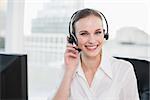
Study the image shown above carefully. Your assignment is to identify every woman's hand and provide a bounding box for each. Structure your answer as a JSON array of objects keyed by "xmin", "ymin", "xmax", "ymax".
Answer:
[{"xmin": 64, "ymin": 43, "xmax": 80, "ymax": 73}]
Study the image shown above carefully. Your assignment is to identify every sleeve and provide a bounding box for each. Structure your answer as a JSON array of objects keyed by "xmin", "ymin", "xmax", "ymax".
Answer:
[
  {"xmin": 120, "ymin": 62, "xmax": 140, "ymax": 100},
  {"xmin": 47, "ymin": 64, "xmax": 65, "ymax": 100}
]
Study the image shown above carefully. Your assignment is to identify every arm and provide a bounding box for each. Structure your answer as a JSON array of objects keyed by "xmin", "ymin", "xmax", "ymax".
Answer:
[
  {"xmin": 121, "ymin": 63, "xmax": 140, "ymax": 100},
  {"xmin": 53, "ymin": 43, "xmax": 79, "ymax": 100},
  {"xmin": 52, "ymin": 70, "xmax": 74, "ymax": 100}
]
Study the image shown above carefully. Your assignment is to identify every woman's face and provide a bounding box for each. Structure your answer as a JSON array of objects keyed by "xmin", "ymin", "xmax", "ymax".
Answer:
[{"xmin": 75, "ymin": 15, "xmax": 104, "ymax": 58}]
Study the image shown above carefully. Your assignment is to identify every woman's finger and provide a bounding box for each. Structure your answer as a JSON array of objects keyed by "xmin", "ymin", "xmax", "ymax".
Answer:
[
  {"xmin": 66, "ymin": 46, "xmax": 79, "ymax": 53},
  {"xmin": 65, "ymin": 52, "xmax": 78, "ymax": 58},
  {"xmin": 66, "ymin": 44, "xmax": 80, "ymax": 51}
]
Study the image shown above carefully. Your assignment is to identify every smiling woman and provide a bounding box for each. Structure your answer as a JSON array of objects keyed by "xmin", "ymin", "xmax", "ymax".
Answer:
[{"xmin": 52, "ymin": 8, "xmax": 140, "ymax": 100}]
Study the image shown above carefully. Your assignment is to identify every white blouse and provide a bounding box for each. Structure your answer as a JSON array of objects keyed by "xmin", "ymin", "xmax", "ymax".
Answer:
[{"xmin": 52, "ymin": 50, "xmax": 140, "ymax": 100}]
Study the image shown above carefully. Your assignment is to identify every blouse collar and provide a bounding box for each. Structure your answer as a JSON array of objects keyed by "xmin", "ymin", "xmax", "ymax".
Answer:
[{"xmin": 75, "ymin": 49, "xmax": 113, "ymax": 79}]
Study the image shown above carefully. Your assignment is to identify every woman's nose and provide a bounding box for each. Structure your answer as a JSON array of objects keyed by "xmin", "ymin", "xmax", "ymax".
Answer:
[{"xmin": 87, "ymin": 35, "xmax": 96, "ymax": 44}]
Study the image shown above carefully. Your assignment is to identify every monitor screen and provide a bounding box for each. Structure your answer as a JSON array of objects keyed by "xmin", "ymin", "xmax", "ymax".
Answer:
[{"xmin": 0, "ymin": 54, "xmax": 28, "ymax": 100}]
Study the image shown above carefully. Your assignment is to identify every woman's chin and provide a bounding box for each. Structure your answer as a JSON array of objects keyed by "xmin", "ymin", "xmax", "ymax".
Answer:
[{"xmin": 82, "ymin": 50, "xmax": 101, "ymax": 58}]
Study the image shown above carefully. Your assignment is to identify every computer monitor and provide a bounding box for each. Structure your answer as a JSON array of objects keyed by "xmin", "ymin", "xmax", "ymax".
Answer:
[{"xmin": 0, "ymin": 53, "xmax": 28, "ymax": 100}]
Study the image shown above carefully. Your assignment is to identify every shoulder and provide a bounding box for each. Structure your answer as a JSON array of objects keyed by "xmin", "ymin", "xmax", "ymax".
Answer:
[
  {"xmin": 102, "ymin": 49, "xmax": 133, "ymax": 72},
  {"xmin": 110, "ymin": 57, "xmax": 134, "ymax": 76},
  {"xmin": 111, "ymin": 57, "xmax": 133, "ymax": 69}
]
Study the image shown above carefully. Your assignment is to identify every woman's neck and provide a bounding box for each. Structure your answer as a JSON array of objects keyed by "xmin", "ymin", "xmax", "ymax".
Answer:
[{"xmin": 80, "ymin": 52, "xmax": 102, "ymax": 72}]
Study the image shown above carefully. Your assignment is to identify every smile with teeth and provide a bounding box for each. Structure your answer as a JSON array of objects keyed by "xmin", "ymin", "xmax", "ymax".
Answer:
[{"xmin": 85, "ymin": 45, "xmax": 98, "ymax": 51}]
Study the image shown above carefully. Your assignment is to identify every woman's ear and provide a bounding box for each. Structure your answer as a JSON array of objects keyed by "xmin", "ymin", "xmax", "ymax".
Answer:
[{"xmin": 103, "ymin": 29, "xmax": 105, "ymax": 33}]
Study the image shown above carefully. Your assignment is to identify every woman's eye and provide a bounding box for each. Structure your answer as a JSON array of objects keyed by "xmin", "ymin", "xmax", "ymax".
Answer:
[
  {"xmin": 80, "ymin": 33, "xmax": 88, "ymax": 35},
  {"xmin": 95, "ymin": 31, "xmax": 102, "ymax": 34}
]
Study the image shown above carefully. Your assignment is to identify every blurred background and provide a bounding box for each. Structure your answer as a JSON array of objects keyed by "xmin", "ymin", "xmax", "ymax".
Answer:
[{"xmin": 0, "ymin": 0, "xmax": 149, "ymax": 99}]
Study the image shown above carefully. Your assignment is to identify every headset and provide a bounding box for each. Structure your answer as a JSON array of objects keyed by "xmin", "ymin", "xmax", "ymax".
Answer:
[{"xmin": 67, "ymin": 8, "xmax": 109, "ymax": 52}]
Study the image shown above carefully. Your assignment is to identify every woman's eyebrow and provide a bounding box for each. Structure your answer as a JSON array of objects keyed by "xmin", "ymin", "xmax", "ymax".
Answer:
[
  {"xmin": 79, "ymin": 29, "xmax": 102, "ymax": 33},
  {"xmin": 95, "ymin": 29, "xmax": 102, "ymax": 31},
  {"xmin": 79, "ymin": 30, "xmax": 88, "ymax": 33}
]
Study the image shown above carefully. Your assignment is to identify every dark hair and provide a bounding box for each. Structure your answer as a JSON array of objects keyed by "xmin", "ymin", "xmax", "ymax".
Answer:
[{"xmin": 69, "ymin": 8, "xmax": 103, "ymax": 35}]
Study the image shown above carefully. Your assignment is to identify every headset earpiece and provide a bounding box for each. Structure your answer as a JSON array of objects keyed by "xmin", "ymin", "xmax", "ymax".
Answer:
[
  {"xmin": 67, "ymin": 34, "xmax": 81, "ymax": 52},
  {"xmin": 103, "ymin": 29, "xmax": 108, "ymax": 40},
  {"xmin": 104, "ymin": 34, "xmax": 109, "ymax": 40},
  {"xmin": 67, "ymin": 34, "xmax": 77, "ymax": 45}
]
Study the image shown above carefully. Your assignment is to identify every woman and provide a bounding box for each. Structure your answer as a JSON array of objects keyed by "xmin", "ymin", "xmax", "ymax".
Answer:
[{"xmin": 53, "ymin": 8, "xmax": 139, "ymax": 100}]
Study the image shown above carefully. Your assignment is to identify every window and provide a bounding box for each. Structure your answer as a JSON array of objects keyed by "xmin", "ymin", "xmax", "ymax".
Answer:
[{"xmin": 0, "ymin": 0, "xmax": 7, "ymax": 51}]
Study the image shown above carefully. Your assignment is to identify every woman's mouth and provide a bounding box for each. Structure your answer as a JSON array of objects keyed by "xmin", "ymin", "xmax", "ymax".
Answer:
[{"xmin": 85, "ymin": 45, "xmax": 98, "ymax": 51}]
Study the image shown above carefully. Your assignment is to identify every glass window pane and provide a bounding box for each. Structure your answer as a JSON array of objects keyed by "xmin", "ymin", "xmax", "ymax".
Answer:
[{"xmin": 0, "ymin": 0, "xmax": 7, "ymax": 51}]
